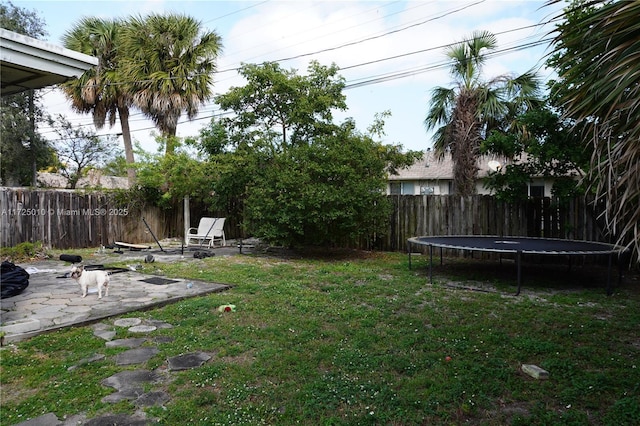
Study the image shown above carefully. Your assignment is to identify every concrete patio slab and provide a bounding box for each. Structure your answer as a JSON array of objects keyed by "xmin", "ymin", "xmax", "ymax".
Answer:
[{"xmin": 0, "ymin": 246, "xmax": 239, "ymax": 343}]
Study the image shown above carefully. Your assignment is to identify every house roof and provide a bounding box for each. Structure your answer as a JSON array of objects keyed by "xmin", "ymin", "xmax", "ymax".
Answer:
[
  {"xmin": 389, "ymin": 150, "xmax": 505, "ymax": 181},
  {"xmin": 1, "ymin": 28, "xmax": 98, "ymax": 96}
]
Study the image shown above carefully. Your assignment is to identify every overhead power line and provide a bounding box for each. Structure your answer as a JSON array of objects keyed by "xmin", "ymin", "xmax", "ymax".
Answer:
[
  {"xmin": 36, "ymin": 1, "xmax": 560, "ymax": 140},
  {"xmin": 37, "ymin": 31, "xmax": 554, "ymax": 141},
  {"xmin": 202, "ymin": 1, "xmax": 271, "ymax": 24},
  {"xmin": 344, "ymin": 38, "xmax": 552, "ymax": 90},
  {"xmin": 256, "ymin": 0, "xmax": 486, "ymax": 65},
  {"xmin": 339, "ymin": 23, "xmax": 551, "ymax": 72},
  {"xmin": 225, "ymin": 0, "xmax": 432, "ymax": 65}
]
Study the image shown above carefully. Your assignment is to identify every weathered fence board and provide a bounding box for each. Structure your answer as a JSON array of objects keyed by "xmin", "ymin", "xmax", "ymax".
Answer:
[
  {"xmin": 384, "ymin": 195, "xmax": 608, "ymax": 252},
  {"xmin": 1, "ymin": 188, "xmax": 611, "ymax": 252},
  {"xmin": 0, "ymin": 188, "xmax": 244, "ymax": 250},
  {"xmin": 1, "ymin": 189, "xmax": 172, "ymax": 249}
]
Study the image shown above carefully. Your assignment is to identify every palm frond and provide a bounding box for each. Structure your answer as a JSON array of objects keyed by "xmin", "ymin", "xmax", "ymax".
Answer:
[
  {"xmin": 425, "ymin": 30, "xmax": 542, "ymax": 196},
  {"xmin": 548, "ymin": 0, "xmax": 640, "ymax": 262},
  {"xmin": 424, "ymin": 86, "xmax": 455, "ymax": 131}
]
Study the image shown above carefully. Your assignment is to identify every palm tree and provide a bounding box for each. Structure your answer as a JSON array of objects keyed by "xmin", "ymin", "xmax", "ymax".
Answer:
[
  {"xmin": 120, "ymin": 13, "xmax": 222, "ymax": 156},
  {"xmin": 61, "ymin": 17, "xmax": 137, "ymax": 185},
  {"xmin": 424, "ymin": 30, "xmax": 541, "ymax": 196},
  {"xmin": 547, "ymin": 0, "xmax": 640, "ymax": 263}
]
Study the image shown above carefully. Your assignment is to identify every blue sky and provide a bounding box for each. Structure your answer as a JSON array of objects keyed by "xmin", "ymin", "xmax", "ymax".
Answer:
[{"xmin": 15, "ymin": 0, "xmax": 565, "ymax": 154}]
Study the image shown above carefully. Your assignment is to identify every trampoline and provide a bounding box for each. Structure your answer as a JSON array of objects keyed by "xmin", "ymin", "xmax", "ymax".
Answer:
[{"xmin": 407, "ymin": 236, "xmax": 628, "ymax": 295}]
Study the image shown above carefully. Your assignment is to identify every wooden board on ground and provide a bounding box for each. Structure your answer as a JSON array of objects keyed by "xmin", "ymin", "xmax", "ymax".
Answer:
[{"xmin": 114, "ymin": 241, "xmax": 151, "ymax": 251}]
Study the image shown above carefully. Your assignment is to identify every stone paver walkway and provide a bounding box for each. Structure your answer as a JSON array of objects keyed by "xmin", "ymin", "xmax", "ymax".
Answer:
[
  {"xmin": 13, "ymin": 316, "xmax": 217, "ymax": 425},
  {"xmin": 1, "ymin": 243, "xmax": 253, "ymax": 425},
  {"xmin": 1, "ymin": 249, "xmax": 234, "ymax": 343}
]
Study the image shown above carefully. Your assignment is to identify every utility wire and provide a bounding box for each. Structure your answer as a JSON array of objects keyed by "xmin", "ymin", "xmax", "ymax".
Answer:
[
  {"xmin": 226, "ymin": 0, "xmax": 428, "ymax": 65},
  {"xmin": 202, "ymin": 1, "xmax": 271, "ymax": 24},
  {"xmin": 35, "ymin": 2, "xmax": 558, "ymax": 139},
  {"xmin": 344, "ymin": 39, "xmax": 552, "ymax": 90},
  {"xmin": 339, "ymin": 23, "xmax": 551, "ymax": 72},
  {"xmin": 241, "ymin": 0, "xmax": 486, "ymax": 66},
  {"xmin": 37, "ymin": 35, "xmax": 554, "ymax": 141}
]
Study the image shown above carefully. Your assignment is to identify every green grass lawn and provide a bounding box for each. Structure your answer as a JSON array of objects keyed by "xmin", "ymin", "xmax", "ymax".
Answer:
[{"xmin": 1, "ymin": 250, "xmax": 639, "ymax": 425}]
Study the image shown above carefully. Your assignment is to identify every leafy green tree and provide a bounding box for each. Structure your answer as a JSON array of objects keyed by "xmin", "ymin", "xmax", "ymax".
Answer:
[
  {"xmin": 102, "ymin": 154, "xmax": 128, "ymax": 177},
  {"xmin": 193, "ymin": 121, "xmax": 261, "ymax": 225},
  {"xmin": 481, "ymin": 106, "xmax": 589, "ymax": 202},
  {"xmin": 0, "ymin": 93, "xmax": 55, "ymax": 186},
  {"xmin": 547, "ymin": 0, "xmax": 640, "ymax": 262},
  {"xmin": 207, "ymin": 61, "xmax": 350, "ymax": 237},
  {"xmin": 424, "ymin": 30, "xmax": 542, "ymax": 196},
  {"xmin": 61, "ymin": 17, "xmax": 137, "ymax": 185},
  {"xmin": 0, "ymin": 1, "xmax": 54, "ymax": 186},
  {"xmin": 244, "ymin": 120, "xmax": 416, "ymax": 247},
  {"xmin": 215, "ymin": 61, "xmax": 347, "ymax": 148},
  {"xmin": 135, "ymin": 137, "xmax": 213, "ymax": 208},
  {"xmin": 119, "ymin": 13, "xmax": 222, "ymax": 155},
  {"xmin": 0, "ymin": 0, "xmax": 46, "ymax": 36},
  {"xmin": 211, "ymin": 60, "xmax": 420, "ymax": 246}
]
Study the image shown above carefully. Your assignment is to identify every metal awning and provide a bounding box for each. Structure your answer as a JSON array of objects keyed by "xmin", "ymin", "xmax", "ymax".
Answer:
[{"xmin": 0, "ymin": 28, "xmax": 98, "ymax": 97}]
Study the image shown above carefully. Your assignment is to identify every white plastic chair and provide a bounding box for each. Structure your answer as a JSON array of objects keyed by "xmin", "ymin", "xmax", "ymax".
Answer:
[{"xmin": 186, "ymin": 217, "xmax": 226, "ymax": 248}]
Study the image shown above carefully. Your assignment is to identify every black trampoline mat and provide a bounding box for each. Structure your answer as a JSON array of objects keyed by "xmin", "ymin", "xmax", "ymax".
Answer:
[
  {"xmin": 409, "ymin": 236, "xmax": 624, "ymax": 255},
  {"xmin": 139, "ymin": 277, "xmax": 180, "ymax": 285}
]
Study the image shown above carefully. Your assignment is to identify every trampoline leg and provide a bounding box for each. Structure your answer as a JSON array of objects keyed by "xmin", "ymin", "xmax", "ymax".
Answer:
[
  {"xmin": 515, "ymin": 250, "xmax": 522, "ymax": 296},
  {"xmin": 408, "ymin": 240, "xmax": 412, "ymax": 270},
  {"xmin": 606, "ymin": 252, "xmax": 613, "ymax": 296},
  {"xmin": 440, "ymin": 247, "xmax": 443, "ymax": 265},
  {"xmin": 429, "ymin": 244, "xmax": 433, "ymax": 284},
  {"xmin": 618, "ymin": 251, "xmax": 625, "ymax": 286}
]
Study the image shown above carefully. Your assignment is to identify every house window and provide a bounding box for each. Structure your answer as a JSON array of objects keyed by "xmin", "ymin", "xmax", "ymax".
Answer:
[
  {"xmin": 420, "ymin": 185, "xmax": 435, "ymax": 195},
  {"xmin": 529, "ymin": 185, "xmax": 544, "ymax": 197},
  {"xmin": 390, "ymin": 182, "xmax": 414, "ymax": 195}
]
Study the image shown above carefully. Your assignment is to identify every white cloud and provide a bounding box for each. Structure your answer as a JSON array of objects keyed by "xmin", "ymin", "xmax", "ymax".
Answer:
[{"xmin": 21, "ymin": 0, "xmax": 562, "ymax": 153}]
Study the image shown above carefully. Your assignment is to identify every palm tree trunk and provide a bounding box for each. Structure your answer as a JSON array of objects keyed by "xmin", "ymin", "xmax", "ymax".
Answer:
[
  {"xmin": 452, "ymin": 92, "xmax": 481, "ymax": 196},
  {"xmin": 163, "ymin": 120, "xmax": 179, "ymax": 156},
  {"xmin": 118, "ymin": 106, "xmax": 136, "ymax": 186}
]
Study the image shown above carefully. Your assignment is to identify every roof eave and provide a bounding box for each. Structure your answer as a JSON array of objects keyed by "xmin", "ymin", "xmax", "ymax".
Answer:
[{"xmin": 0, "ymin": 28, "xmax": 98, "ymax": 96}]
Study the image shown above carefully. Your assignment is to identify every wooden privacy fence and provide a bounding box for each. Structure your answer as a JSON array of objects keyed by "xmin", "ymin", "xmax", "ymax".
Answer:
[
  {"xmin": 1, "ymin": 188, "xmax": 607, "ymax": 251},
  {"xmin": 0, "ymin": 188, "xmax": 239, "ymax": 250},
  {"xmin": 383, "ymin": 195, "xmax": 606, "ymax": 252},
  {"xmin": 0, "ymin": 189, "xmax": 178, "ymax": 250}
]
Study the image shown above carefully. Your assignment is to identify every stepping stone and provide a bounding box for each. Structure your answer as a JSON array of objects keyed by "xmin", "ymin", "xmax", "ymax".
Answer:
[
  {"xmin": 101, "ymin": 387, "xmax": 145, "ymax": 403},
  {"xmin": 115, "ymin": 347, "xmax": 159, "ymax": 365},
  {"xmin": 67, "ymin": 353, "xmax": 106, "ymax": 371},
  {"xmin": 102, "ymin": 370, "xmax": 162, "ymax": 391},
  {"xmin": 93, "ymin": 329, "xmax": 116, "ymax": 341},
  {"xmin": 106, "ymin": 338, "xmax": 147, "ymax": 348},
  {"xmin": 101, "ymin": 370, "xmax": 163, "ymax": 405},
  {"xmin": 128, "ymin": 325, "xmax": 157, "ymax": 333},
  {"xmin": 168, "ymin": 352, "xmax": 211, "ymax": 371},
  {"xmin": 92, "ymin": 323, "xmax": 112, "ymax": 332},
  {"xmin": 13, "ymin": 412, "xmax": 60, "ymax": 426},
  {"xmin": 135, "ymin": 390, "xmax": 171, "ymax": 407},
  {"xmin": 83, "ymin": 414, "xmax": 149, "ymax": 425},
  {"xmin": 147, "ymin": 319, "xmax": 173, "ymax": 329},
  {"xmin": 114, "ymin": 318, "xmax": 142, "ymax": 327},
  {"xmin": 154, "ymin": 336, "xmax": 175, "ymax": 344}
]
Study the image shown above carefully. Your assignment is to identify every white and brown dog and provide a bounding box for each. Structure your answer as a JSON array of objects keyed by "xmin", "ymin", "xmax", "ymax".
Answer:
[{"xmin": 70, "ymin": 265, "xmax": 110, "ymax": 299}]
